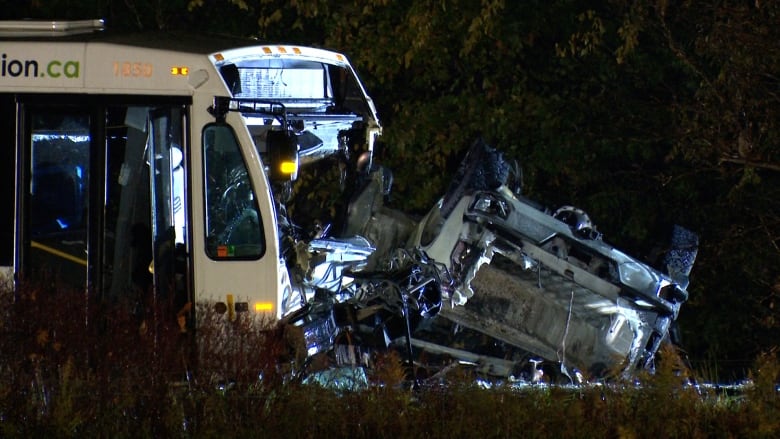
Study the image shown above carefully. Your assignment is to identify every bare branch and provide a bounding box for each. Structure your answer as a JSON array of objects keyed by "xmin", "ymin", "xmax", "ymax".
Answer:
[{"xmin": 719, "ymin": 156, "xmax": 780, "ymax": 172}]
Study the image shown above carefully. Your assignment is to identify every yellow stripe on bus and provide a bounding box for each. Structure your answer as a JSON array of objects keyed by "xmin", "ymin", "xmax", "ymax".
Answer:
[{"xmin": 30, "ymin": 241, "xmax": 88, "ymax": 267}]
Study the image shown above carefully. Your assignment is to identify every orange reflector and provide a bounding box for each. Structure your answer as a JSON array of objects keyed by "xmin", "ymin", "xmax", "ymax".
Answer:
[
  {"xmin": 280, "ymin": 161, "xmax": 298, "ymax": 175},
  {"xmin": 277, "ymin": 46, "xmax": 287, "ymax": 54},
  {"xmin": 227, "ymin": 294, "xmax": 235, "ymax": 321},
  {"xmin": 336, "ymin": 54, "xmax": 345, "ymax": 62},
  {"xmin": 292, "ymin": 47, "xmax": 301, "ymax": 54},
  {"xmin": 254, "ymin": 302, "xmax": 274, "ymax": 312},
  {"xmin": 262, "ymin": 46, "xmax": 272, "ymax": 54}
]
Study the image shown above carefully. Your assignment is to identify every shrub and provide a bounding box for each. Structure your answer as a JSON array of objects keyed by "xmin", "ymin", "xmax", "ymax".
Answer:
[{"xmin": 0, "ymin": 281, "xmax": 778, "ymax": 437}]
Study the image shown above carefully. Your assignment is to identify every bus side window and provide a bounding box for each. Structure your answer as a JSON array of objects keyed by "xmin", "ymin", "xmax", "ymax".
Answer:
[
  {"xmin": 202, "ymin": 124, "xmax": 264, "ymax": 259},
  {"xmin": 26, "ymin": 111, "xmax": 90, "ymax": 288}
]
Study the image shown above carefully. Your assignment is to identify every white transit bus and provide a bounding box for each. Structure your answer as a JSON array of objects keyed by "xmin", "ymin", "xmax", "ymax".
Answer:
[{"xmin": 0, "ymin": 19, "xmax": 381, "ymax": 331}]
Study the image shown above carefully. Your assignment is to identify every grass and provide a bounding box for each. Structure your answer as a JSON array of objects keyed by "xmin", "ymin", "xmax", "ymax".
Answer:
[{"xmin": 0, "ymin": 282, "xmax": 777, "ymax": 438}]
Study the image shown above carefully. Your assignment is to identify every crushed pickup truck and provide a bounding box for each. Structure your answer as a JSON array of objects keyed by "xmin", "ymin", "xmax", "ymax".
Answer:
[{"xmin": 274, "ymin": 137, "xmax": 698, "ymax": 384}]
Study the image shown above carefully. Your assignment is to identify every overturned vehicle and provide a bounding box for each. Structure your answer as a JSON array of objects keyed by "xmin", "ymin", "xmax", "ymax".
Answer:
[{"xmin": 274, "ymin": 138, "xmax": 698, "ymax": 384}]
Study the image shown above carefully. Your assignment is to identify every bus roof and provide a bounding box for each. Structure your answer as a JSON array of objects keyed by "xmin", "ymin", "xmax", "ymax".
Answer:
[
  {"xmin": 0, "ymin": 20, "xmax": 362, "ymax": 97},
  {"xmin": 0, "ymin": 19, "xmax": 380, "ymax": 136},
  {"xmin": 0, "ymin": 19, "xmax": 105, "ymax": 37}
]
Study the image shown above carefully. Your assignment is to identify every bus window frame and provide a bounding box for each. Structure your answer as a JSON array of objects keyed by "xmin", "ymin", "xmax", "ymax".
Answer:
[{"xmin": 202, "ymin": 121, "xmax": 266, "ymax": 261}]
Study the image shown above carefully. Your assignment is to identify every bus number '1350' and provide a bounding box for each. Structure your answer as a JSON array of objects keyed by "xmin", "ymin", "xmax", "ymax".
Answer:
[{"xmin": 113, "ymin": 61, "xmax": 152, "ymax": 78}]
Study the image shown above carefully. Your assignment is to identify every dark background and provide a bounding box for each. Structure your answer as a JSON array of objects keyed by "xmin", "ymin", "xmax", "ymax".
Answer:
[{"xmin": 3, "ymin": 0, "xmax": 778, "ymax": 381}]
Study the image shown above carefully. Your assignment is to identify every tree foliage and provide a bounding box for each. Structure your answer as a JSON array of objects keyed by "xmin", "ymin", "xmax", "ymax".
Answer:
[{"xmin": 8, "ymin": 0, "xmax": 779, "ymax": 378}]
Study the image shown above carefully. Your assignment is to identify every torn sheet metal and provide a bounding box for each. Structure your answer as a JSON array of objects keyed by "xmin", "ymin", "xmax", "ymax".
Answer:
[
  {"xmin": 406, "ymin": 139, "xmax": 697, "ymax": 378},
  {"xmin": 279, "ymin": 138, "xmax": 696, "ymax": 384}
]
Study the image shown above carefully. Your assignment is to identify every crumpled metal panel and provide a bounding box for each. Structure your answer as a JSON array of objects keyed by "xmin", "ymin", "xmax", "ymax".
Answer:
[
  {"xmin": 404, "ymin": 140, "xmax": 696, "ymax": 378},
  {"xmin": 281, "ymin": 138, "xmax": 696, "ymax": 383}
]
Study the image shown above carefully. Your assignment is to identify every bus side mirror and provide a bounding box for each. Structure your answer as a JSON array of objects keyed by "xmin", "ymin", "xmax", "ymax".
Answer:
[{"xmin": 267, "ymin": 130, "xmax": 299, "ymax": 182}]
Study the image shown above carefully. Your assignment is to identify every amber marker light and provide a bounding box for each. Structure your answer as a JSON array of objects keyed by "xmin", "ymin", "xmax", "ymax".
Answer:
[
  {"xmin": 280, "ymin": 161, "xmax": 298, "ymax": 175},
  {"xmin": 254, "ymin": 302, "xmax": 274, "ymax": 312}
]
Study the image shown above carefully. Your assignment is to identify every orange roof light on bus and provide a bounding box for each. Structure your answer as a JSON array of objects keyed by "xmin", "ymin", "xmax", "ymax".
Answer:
[{"xmin": 170, "ymin": 66, "xmax": 189, "ymax": 76}]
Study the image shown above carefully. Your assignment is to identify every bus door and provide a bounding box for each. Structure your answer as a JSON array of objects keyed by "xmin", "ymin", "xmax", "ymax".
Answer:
[
  {"xmin": 146, "ymin": 108, "xmax": 190, "ymax": 325},
  {"xmin": 19, "ymin": 98, "xmax": 191, "ymax": 329}
]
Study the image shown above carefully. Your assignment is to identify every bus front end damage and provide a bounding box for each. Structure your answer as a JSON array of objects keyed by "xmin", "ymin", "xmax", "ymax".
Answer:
[{"xmin": 209, "ymin": 45, "xmax": 696, "ymax": 383}]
